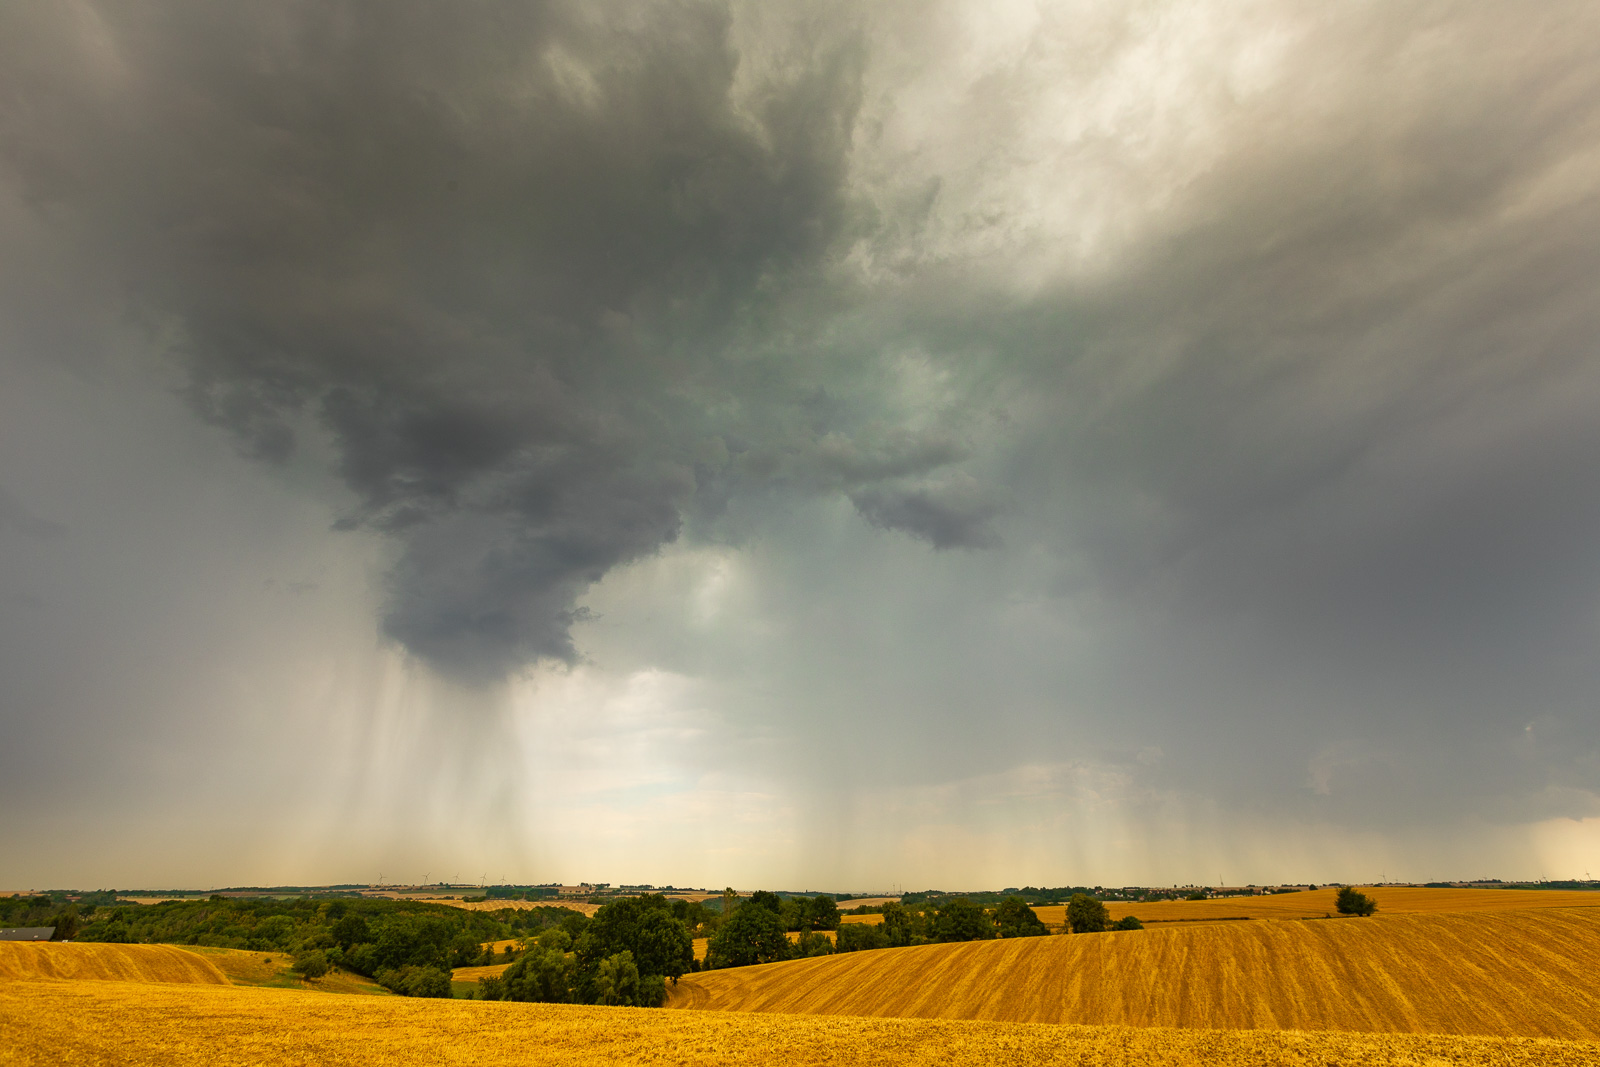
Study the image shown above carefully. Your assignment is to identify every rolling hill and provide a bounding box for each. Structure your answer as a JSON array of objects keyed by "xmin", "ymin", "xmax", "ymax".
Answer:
[
  {"xmin": 4, "ymin": 978, "xmax": 1598, "ymax": 1067},
  {"xmin": 0, "ymin": 941, "xmax": 228, "ymax": 985},
  {"xmin": 1034, "ymin": 885, "xmax": 1600, "ymax": 926},
  {"xmin": 668, "ymin": 906, "xmax": 1600, "ymax": 1040}
]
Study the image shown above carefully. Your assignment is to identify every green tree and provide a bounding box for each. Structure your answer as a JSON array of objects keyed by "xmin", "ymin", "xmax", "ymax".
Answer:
[
  {"xmin": 1113, "ymin": 915, "xmax": 1144, "ymax": 930},
  {"xmin": 993, "ymin": 896, "xmax": 1047, "ymax": 938},
  {"xmin": 51, "ymin": 904, "xmax": 81, "ymax": 941},
  {"xmin": 576, "ymin": 896, "xmax": 692, "ymax": 986},
  {"xmin": 806, "ymin": 896, "xmax": 841, "ymax": 931},
  {"xmin": 291, "ymin": 949, "xmax": 330, "ymax": 979},
  {"xmin": 746, "ymin": 890, "xmax": 783, "ymax": 915},
  {"xmin": 1066, "ymin": 894, "xmax": 1109, "ymax": 933},
  {"xmin": 705, "ymin": 900, "xmax": 791, "ymax": 968},
  {"xmin": 880, "ymin": 902, "xmax": 915, "ymax": 948},
  {"xmin": 484, "ymin": 945, "xmax": 572, "ymax": 1003},
  {"xmin": 331, "ymin": 914, "xmax": 370, "ymax": 949},
  {"xmin": 934, "ymin": 898, "xmax": 995, "ymax": 942},
  {"xmin": 1335, "ymin": 886, "xmax": 1377, "ymax": 917},
  {"xmin": 594, "ymin": 950, "xmax": 641, "ymax": 1006},
  {"xmin": 794, "ymin": 929, "xmax": 834, "ymax": 957},
  {"xmin": 834, "ymin": 922, "xmax": 890, "ymax": 953}
]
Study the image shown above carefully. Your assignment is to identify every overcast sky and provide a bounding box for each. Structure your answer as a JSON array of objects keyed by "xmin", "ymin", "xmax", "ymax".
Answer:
[{"xmin": 3, "ymin": 0, "xmax": 1599, "ymax": 892}]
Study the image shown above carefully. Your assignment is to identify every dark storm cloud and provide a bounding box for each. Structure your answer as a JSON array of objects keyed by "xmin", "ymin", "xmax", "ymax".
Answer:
[
  {"xmin": 0, "ymin": 0, "xmax": 969, "ymax": 679},
  {"xmin": 4, "ymin": 0, "xmax": 1600, "ymax": 886},
  {"xmin": 851, "ymin": 475, "xmax": 999, "ymax": 549}
]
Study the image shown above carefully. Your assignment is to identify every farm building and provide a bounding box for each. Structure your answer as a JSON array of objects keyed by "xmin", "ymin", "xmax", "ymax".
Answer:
[{"xmin": 0, "ymin": 927, "xmax": 55, "ymax": 941}]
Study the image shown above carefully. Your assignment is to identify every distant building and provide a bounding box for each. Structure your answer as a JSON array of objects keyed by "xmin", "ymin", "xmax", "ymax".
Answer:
[
  {"xmin": 0, "ymin": 927, "xmax": 55, "ymax": 942},
  {"xmin": 555, "ymin": 885, "xmax": 592, "ymax": 897}
]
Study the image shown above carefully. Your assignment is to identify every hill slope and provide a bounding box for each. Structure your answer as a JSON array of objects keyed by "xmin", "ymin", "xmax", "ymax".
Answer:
[
  {"xmin": 669, "ymin": 907, "xmax": 1600, "ymax": 1040},
  {"xmin": 1031, "ymin": 886, "xmax": 1600, "ymax": 927},
  {"xmin": 3, "ymin": 978, "xmax": 1598, "ymax": 1067},
  {"xmin": 0, "ymin": 941, "xmax": 227, "ymax": 985}
]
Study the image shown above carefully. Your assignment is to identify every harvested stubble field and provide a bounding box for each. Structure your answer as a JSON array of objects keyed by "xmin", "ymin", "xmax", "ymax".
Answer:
[
  {"xmin": 442, "ymin": 899, "xmax": 604, "ymax": 917},
  {"xmin": 4, "ymin": 979, "xmax": 1599, "ymax": 1067},
  {"xmin": 450, "ymin": 962, "xmax": 511, "ymax": 983},
  {"xmin": 1031, "ymin": 886, "xmax": 1600, "ymax": 927},
  {"xmin": 690, "ymin": 929, "xmax": 838, "ymax": 963},
  {"xmin": 0, "ymin": 941, "xmax": 227, "ymax": 986},
  {"xmin": 186, "ymin": 946, "xmax": 390, "ymax": 995},
  {"xmin": 669, "ymin": 907, "xmax": 1600, "ymax": 1040}
]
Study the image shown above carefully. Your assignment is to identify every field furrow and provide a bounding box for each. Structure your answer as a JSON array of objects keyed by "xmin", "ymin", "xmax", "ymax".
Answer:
[
  {"xmin": 4, "ymin": 978, "xmax": 1600, "ymax": 1067},
  {"xmin": 0, "ymin": 942, "xmax": 227, "ymax": 986},
  {"xmin": 669, "ymin": 906, "xmax": 1600, "ymax": 1040}
]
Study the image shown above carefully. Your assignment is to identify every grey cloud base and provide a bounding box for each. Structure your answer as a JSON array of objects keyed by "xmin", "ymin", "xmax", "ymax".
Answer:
[
  {"xmin": 2, "ymin": 0, "xmax": 1599, "ymax": 880},
  {"xmin": 1, "ymin": 0, "xmax": 976, "ymax": 679}
]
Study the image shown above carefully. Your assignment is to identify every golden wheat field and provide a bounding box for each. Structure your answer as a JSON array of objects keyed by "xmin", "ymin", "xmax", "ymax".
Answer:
[
  {"xmin": 186, "ymin": 946, "xmax": 391, "ymax": 995},
  {"xmin": 450, "ymin": 962, "xmax": 511, "ymax": 983},
  {"xmin": 0, "ymin": 941, "xmax": 227, "ymax": 985},
  {"xmin": 4, "ymin": 979, "xmax": 1599, "ymax": 1067},
  {"xmin": 442, "ymin": 900, "xmax": 604, "ymax": 917},
  {"xmin": 690, "ymin": 929, "xmax": 837, "ymax": 963},
  {"xmin": 669, "ymin": 906, "xmax": 1600, "ymax": 1040},
  {"xmin": 1028, "ymin": 886, "xmax": 1600, "ymax": 927}
]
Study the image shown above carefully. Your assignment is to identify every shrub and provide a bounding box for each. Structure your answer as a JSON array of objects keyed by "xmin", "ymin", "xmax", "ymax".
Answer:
[
  {"xmin": 1067, "ymin": 894, "xmax": 1109, "ymax": 933},
  {"xmin": 594, "ymin": 950, "xmax": 640, "ymax": 1006},
  {"xmin": 483, "ymin": 946, "xmax": 572, "ymax": 1003},
  {"xmin": 994, "ymin": 896, "xmax": 1047, "ymax": 938},
  {"xmin": 834, "ymin": 922, "xmax": 890, "ymax": 953},
  {"xmin": 375, "ymin": 965, "xmax": 452, "ymax": 998},
  {"xmin": 934, "ymin": 898, "xmax": 995, "ymax": 943},
  {"xmin": 706, "ymin": 902, "xmax": 791, "ymax": 968},
  {"xmin": 291, "ymin": 949, "xmax": 330, "ymax": 979},
  {"xmin": 1113, "ymin": 915, "xmax": 1143, "ymax": 931},
  {"xmin": 1335, "ymin": 887, "xmax": 1377, "ymax": 917},
  {"xmin": 794, "ymin": 930, "xmax": 834, "ymax": 957}
]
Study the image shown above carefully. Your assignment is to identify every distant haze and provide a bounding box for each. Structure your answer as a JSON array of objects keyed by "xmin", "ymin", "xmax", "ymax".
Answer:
[{"xmin": 2, "ymin": 0, "xmax": 1598, "ymax": 889}]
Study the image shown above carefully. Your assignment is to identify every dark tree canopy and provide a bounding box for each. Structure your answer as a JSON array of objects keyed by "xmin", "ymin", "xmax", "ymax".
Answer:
[
  {"xmin": 706, "ymin": 900, "xmax": 791, "ymax": 968},
  {"xmin": 1335, "ymin": 886, "xmax": 1378, "ymax": 917},
  {"xmin": 994, "ymin": 896, "xmax": 1047, "ymax": 938},
  {"xmin": 1066, "ymin": 894, "xmax": 1110, "ymax": 933},
  {"xmin": 934, "ymin": 898, "xmax": 995, "ymax": 943}
]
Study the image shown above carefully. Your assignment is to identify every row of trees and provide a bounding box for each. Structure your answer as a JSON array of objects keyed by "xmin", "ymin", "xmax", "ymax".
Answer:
[
  {"xmin": 482, "ymin": 895, "xmax": 693, "ymax": 1006},
  {"xmin": 58, "ymin": 895, "xmax": 584, "ymax": 998}
]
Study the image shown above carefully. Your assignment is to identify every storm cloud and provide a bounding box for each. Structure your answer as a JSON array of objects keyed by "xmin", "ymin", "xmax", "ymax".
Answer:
[
  {"xmin": 3, "ymin": 0, "xmax": 1599, "ymax": 887},
  {"xmin": 2, "ymin": 0, "xmax": 968, "ymax": 679}
]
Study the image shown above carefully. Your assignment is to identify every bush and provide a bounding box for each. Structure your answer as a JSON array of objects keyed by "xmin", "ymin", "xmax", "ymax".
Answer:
[
  {"xmin": 1113, "ymin": 915, "xmax": 1143, "ymax": 931},
  {"xmin": 934, "ymin": 898, "xmax": 995, "ymax": 943},
  {"xmin": 706, "ymin": 902, "xmax": 791, "ymax": 968},
  {"xmin": 594, "ymin": 950, "xmax": 641, "ymax": 1006},
  {"xmin": 994, "ymin": 896, "xmax": 1047, "ymax": 938},
  {"xmin": 1066, "ymin": 894, "xmax": 1109, "ymax": 933},
  {"xmin": 483, "ymin": 946, "xmax": 572, "ymax": 1003},
  {"xmin": 834, "ymin": 922, "xmax": 890, "ymax": 953},
  {"xmin": 291, "ymin": 949, "xmax": 330, "ymax": 979},
  {"xmin": 375, "ymin": 965, "xmax": 452, "ymax": 998},
  {"xmin": 794, "ymin": 929, "xmax": 834, "ymax": 957},
  {"xmin": 1335, "ymin": 887, "xmax": 1377, "ymax": 917}
]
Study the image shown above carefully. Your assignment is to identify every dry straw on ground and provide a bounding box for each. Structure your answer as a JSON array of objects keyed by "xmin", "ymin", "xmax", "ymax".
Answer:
[
  {"xmin": 670, "ymin": 906, "xmax": 1600, "ymax": 1040},
  {"xmin": 186, "ymin": 946, "xmax": 391, "ymax": 995},
  {"xmin": 4, "ymin": 979, "xmax": 1599, "ymax": 1067},
  {"xmin": 1031, "ymin": 886, "xmax": 1600, "ymax": 927},
  {"xmin": 450, "ymin": 963, "xmax": 511, "ymax": 983},
  {"xmin": 0, "ymin": 942, "xmax": 227, "ymax": 986},
  {"xmin": 441, "ymin": 900, "xmax": 605, "ymax": 917}
]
